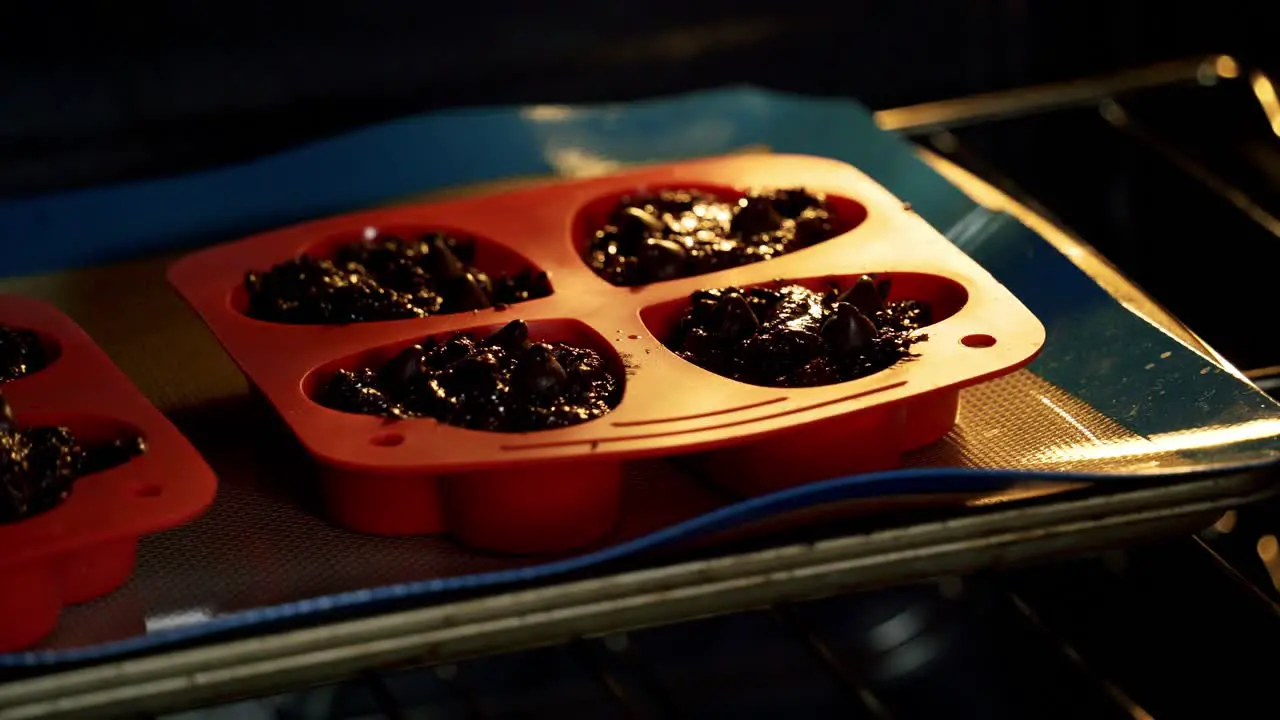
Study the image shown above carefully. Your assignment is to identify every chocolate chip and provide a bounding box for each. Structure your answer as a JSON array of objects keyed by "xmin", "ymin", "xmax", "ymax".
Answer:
[
  {"xmin": 717, "ymin": 294, "xmax": 760, "ymax": 341},
  {"xmin": 425, "ymin": 234, "xmax": 469, "ymax": 279},
  {"xmin": 382, "ymin": 344, "xmax": 427, "ymax": 388},
  {"xmin": 487, "ymin": 320, "xmax": 531, "ymax": 351},
  {"xmin": 447, "ymin": 236, "xmax": 477, "ymax": 264},
  {"xmin": 877, "ymin": 278, "xmax": 892, "ymax": 300},
  {"xmin": 0, "ymin": 394, "xmax": 12, "ymax": 432},
  {"xmin": 606, "ymin": 207, "xmax": 662, "ymax": 255},
  {"xmin": 516, "ymin": 344, "xmax": 568, "ymax": 395},
  {"xmin": 837, "ymin": 275, "xmax": 885, "ymax": 316},
  {"xmin": 620, "ymin": 206, "xmax": 666, "ymax": 234},
  {"xmin": 821, "ymin": 303, "xmax": 878, "ymax": 356},
  {"xmin": 638, "ymin": 238, "xmax": 687, "ymax": 281},
  {"xmin": 793, "ymin": 209, "xmax": 834, "ymax": 244},
  {"xmin": 443, "ymin": 273, "xmax": 494, "ymax": 312},
  {"xmin": 441, "ymin": 354, "xmax": 502, "ymax": 401},
  {"xmin": 732, "ymin": 195, "xmax": 784, "ymax": 236},
  {"xmin": 690, "ymin": 288, "xmax": 721, "ymax": 308}
]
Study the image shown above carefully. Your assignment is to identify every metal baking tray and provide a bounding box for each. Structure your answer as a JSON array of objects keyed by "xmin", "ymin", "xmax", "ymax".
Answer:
[{"xmin": 0, "ymin": 54, "xmax": 1277, "ymax": 719}]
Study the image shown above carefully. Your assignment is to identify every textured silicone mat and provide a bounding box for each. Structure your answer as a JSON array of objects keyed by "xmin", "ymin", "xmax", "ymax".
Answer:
[
  {"xmin": 1, "ymin": 88, "xmax": 1277, "ymax": 666},
  {"xmin": 33, "ymin": 369, "xmax": 1136, "ymax": 652}
]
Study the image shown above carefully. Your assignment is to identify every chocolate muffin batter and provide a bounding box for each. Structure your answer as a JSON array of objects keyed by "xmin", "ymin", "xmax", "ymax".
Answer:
[
  {"xmin": 245, "ymin": 232, "xmax": 552, "ymax": 324},
  {"xmin": 0, "ymin": 326, "xmax": 49, "ymax": 384},
  {"xmin": 319, "ymin": 320, "xmax": 622, "ymax": 432},
  {"xmin": 0, "ymin": 394, "xmax": 147, "ymax": 523},
  {"xmin": 666, "ymin": 276, "xmax": 930, "ymax": 388},
  {"xmin": 585, "ymin": 188, "xmax": 842, "ymax": 286}
]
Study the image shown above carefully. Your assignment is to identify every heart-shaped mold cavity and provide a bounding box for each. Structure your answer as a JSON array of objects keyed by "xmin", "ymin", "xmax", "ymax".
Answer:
[
  {"xmin": 1, "ymin": 406, "xmax": 147, "ymax": 525},
  {"xmin": 233, "ymin": 225, "xmax": 553, "ymax": 324},
  {"xmin": 641, "ymin": 273, "xmax": 968, "ymax": 389},
  {"xmin": 574, "ymin": 184, "xmax": 867, "ymax": 286},
  {"xmin": 0, "ymin": 325, "xmax": 61, "ymax": 385},
  {"xmin": 304, "ymin": 318, "xmax": 626, "ymax": 433}
]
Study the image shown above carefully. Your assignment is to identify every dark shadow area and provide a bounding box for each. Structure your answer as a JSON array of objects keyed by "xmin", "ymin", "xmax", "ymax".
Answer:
[{"xmin": 3, "ymin": 2, "xmax": 1280, "ymax": 195}]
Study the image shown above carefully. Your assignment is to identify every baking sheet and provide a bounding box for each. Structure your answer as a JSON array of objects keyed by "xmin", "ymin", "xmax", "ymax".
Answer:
[
  {"xmin": 1, "ymin": 87, "xmax": 1278, "ymax": 666},
  {"xmin": 22, "ymin": 368, "xmax": 1124, "ymax": 653},
  {"xmin": 2, "ymin": 226, "xmax": 1265, "ymax": 663}
]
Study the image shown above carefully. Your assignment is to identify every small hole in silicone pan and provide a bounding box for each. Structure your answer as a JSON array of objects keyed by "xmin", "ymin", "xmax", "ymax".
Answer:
[
  {"xmin": 0, "ymin": 326, "xmax": 62, "ymax": 384},
  {"xmin": 304, "ymin": 318, "xmax": 627, "ymax": 433},
  {"xmin": 640, "ymin": 272, "xmax": 968, "ymax": 388},
  {"xmin": 369, "ymin": 432, "xmax": 405, "ymax": 447},
  {"xmin": 229, "ymin": 224, "xmax": 553, "ymax": 323},
  {"xmin": 961, "ymin": 334, "xmax": 997, "ymax": 348},
  {"xmin": 573, "ymin": 184, "xmax": 868, "ymax": 286}
]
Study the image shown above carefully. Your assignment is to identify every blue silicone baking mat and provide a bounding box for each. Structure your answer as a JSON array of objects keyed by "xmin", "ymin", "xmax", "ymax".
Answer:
[{"xmin": 1, "ymin": 88, "xmax": 1277, "ymax": 667}]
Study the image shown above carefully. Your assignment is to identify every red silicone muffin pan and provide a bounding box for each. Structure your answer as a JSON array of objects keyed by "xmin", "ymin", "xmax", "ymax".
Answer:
[
  {"xmin": 168, "ymin": 154, "xmax": 1044, "ymax": 554},
  {"xmin": 0, "ymin": 295, "xmax": 217, "ymax": 651}
]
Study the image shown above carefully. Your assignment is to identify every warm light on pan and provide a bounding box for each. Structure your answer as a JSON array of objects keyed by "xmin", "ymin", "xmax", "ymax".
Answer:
[{"xmin": 1032, "ymin": 418, "xmax": 1280, "ymax": 463}]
